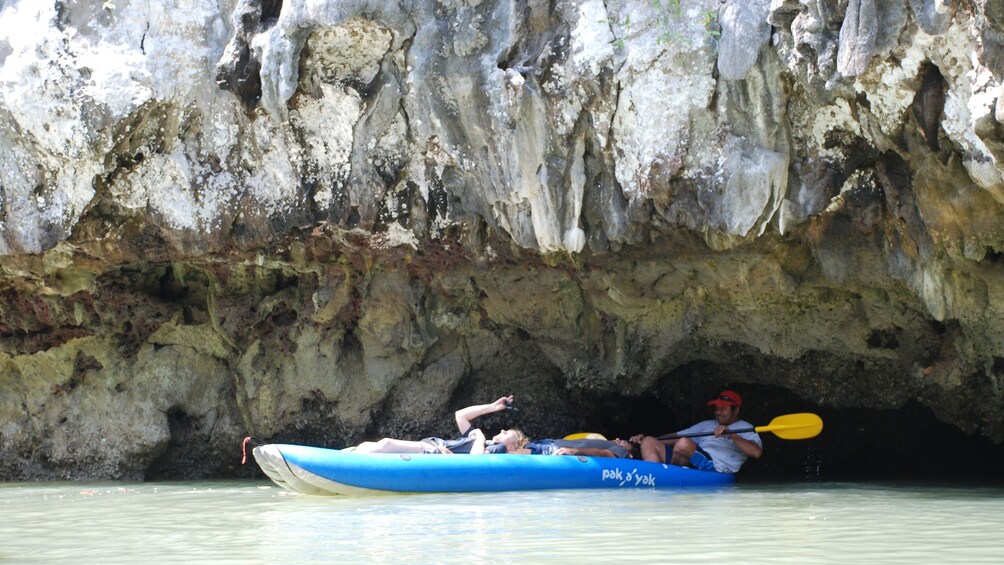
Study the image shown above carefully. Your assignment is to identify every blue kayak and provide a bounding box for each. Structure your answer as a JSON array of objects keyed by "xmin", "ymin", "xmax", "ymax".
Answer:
[{"xmin": 253, "ymin": 444, "xmax": 734, "ymax": 495}]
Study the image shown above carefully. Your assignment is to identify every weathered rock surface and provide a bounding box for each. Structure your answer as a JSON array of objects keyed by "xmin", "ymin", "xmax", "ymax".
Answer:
[{"xmin": 2, "ymin": 0, "xmax": 1004, "ymax": 480}]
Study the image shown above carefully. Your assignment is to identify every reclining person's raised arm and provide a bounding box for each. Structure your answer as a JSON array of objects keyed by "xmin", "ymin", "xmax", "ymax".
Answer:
[{"xmin": 455, "ymin": 395, "xmax": 513, "ymax": 433}]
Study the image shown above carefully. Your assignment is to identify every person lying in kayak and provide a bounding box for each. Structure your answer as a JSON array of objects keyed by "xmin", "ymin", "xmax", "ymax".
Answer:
[
  {"xmin": 629, "ymin": 390, "xmax": 763, "ymax": 473},
  {"xmin": 518, "ymin": 438, "xmax": 636, "ymax": 458},
  {"xmin": 354, "ymin": 395, "xmax": 529, "ymax": 454}
]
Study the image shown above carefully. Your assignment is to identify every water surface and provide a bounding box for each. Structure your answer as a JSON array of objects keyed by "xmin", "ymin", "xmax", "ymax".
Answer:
[{"xmin": 3, "ymin": 481, "xmax": 1002, "ymax": 563}]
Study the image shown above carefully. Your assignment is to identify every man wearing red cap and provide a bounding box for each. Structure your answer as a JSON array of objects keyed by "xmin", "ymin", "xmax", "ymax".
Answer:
[{"xmin": 629, "ymin": 390, "xmax": 763, "ymax": 473}]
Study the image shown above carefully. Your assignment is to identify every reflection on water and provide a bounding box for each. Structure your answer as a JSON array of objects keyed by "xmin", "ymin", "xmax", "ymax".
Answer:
[{"xmin": 2, "ymin": 481, "xmax": 1003, "ymax": 564}]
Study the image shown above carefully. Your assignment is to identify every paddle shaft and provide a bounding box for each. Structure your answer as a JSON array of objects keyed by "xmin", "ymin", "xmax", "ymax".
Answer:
[
  {"xmin": 656, "ymin": 427, "xmax": 755, "ymax": 441},
  {"xmin": 584, "ymin": 413, "xmax": 823, "ymax": 443},
  {"xmin": 654, "ymin": 413, "xmax": 823, "ymax": 441}
]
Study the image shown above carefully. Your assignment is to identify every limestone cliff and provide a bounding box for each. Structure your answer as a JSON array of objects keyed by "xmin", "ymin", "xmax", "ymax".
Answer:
[{"xmin": 2, "ymin": 0, "xmax": 1004, "ymax": 480}]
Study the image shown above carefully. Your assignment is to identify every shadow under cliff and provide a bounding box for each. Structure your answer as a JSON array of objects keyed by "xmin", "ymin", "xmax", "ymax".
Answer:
[{"xmin": 571, "ymin": 386, "xmax": 1004, "ymax": 485}]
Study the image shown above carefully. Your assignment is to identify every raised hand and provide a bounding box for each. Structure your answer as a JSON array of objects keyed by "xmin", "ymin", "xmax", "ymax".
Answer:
[{"xmin": 490, "ymin": 395, "xmax": 515, "ymax": 412}]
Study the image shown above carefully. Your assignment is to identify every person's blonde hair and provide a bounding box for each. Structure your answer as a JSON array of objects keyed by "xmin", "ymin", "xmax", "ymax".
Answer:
[{"xmin": 511, "ymin": 429, "xmax": 529, "ymax": 450}]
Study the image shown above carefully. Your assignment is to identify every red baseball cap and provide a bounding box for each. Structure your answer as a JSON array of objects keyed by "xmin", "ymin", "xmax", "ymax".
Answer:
[{"xmin": 707, "ymin": 390, "xmax": 742, "ymax": 407}]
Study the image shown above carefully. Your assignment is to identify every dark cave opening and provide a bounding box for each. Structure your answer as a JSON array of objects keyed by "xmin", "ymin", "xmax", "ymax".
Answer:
[
  {"xmin": 146, "ymin": 406, "xmax": 202, "ymax": 480},
  {"xmin": 419, "ymin": 337, "xmax": 1004, "ymax": 486},
  {"xmin": 578, "ymin": 388, "xmax": 1004, "ymax": 484}
]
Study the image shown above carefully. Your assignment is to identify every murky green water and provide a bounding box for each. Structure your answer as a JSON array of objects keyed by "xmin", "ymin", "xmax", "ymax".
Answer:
[{"xmin": 2, "ymin": 480, "xmax": 1002, "ymax": 563}]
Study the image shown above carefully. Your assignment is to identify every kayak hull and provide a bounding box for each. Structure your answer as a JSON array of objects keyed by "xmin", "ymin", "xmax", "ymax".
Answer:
[{"xmin": 253, "ymin": 443, "xmax": 734, "ymax": 495}]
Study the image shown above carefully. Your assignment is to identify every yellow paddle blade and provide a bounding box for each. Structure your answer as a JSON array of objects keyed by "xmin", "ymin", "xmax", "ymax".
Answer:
[
  {"xmin": 755, "ymin": 413, "xmax": 823, "ymax": 440},
  {"xmin": 563, "ymin": 432, "xmax": 608, "ymax": 440}
]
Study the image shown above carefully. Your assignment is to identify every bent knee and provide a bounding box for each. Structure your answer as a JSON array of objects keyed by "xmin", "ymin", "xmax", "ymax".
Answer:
[
  {"xmin": 674, "ymin": 437, "xmax": 697, "ymax": 455},
  {"xmin": 639, "ymin": 437, "xmax": 667, "ymax": 462},
  {"xmin": 640, "ymin": 436, "xmax": 662, "ymax": 450}
]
